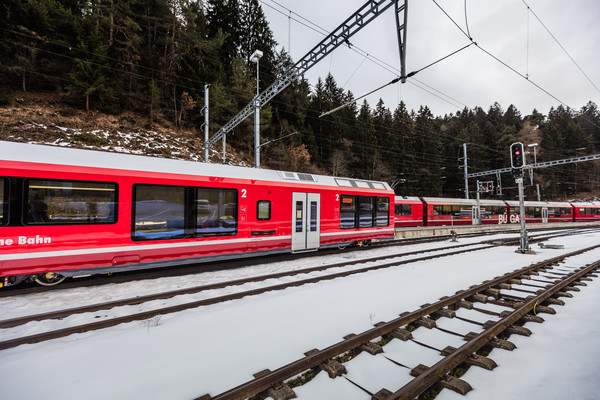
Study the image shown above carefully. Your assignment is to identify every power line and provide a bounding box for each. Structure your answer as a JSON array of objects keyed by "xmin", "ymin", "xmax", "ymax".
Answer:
[
  {"xmin": 520, "ymin": 0, "xmax": 600, "ymax": 95},
  {"xmin": 430, "ymin": 0, "xmax": 600, "ymax": 132},
  {"xmin": 261, "ymin": 0, "xmax": 469, "ymax": 111}
]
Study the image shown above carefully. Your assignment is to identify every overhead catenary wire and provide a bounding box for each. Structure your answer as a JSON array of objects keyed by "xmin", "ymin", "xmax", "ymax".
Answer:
[
  {"xmin": 319, "ymin": 43, "xmax": 474, "ymax": 118},
  {"xmin": 520, "ymin": 0, "xmax": 600, "ymax": 96},
  {"xmin": 430, "ymin": 0, "xmax": 599, "ymax": 127},
  {"xmin": 261, "ymin": 0, "xmax": 469, "ymax": 112}
]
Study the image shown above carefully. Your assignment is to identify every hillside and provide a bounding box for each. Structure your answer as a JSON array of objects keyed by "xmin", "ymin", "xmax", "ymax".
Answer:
[{"xmin": 0, "ymin": 93, "xmax": 250, "ymax": 166}]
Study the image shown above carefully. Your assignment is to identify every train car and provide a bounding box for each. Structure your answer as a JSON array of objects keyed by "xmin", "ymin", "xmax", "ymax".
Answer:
[
  {"xmin": 0, "ymin": 141, "xmax": 395, "ymax": 287},
  {"xmin": 505, "ymin": 201, "xmax": 573, "ymax": 223},
  {"xmin": 393, "ymin": 196, "xmax": 424, "ymax": 227},
  {"xmin": 571, "ymin": 201, "xmax": 600, "ymax": 222},
  {"xmin": 421, "ymin": 197, "xmax": 508, "ymax": 226}
]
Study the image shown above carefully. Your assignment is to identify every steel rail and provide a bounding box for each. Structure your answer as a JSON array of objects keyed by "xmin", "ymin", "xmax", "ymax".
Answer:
[
  {"xmin": 0, "ymin": 242, "xmax": 483, "ymax": 329},
  {"xmin": 387, "ymin": 259, "xmax": 600, "ymax": 399},
  {"xmin": 201, "ymin": 243, "xmax": 600, "ymax": 400},
  {"xmin": 0, "ymin": 244, "xmax": 493, "ymax": 351}
]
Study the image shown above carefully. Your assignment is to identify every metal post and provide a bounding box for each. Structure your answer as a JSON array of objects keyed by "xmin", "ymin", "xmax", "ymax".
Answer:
[
  {"xmin": 527, "ymin": 143, "xmax": 538, "ymax": 187},
  {"xmin": 463, "ymin": 143, "xmax": 469, "ymax": 199},
  {"xmin": 222, "ymin": 135, "xmax": 226, "ymax": 164},
  {"xmin": 536, "ymin": 183, "xmax": 540, "ymax": 201},
  {"xmin": 250, "ymin": 49, "xmax": 263, "ymax": 169},
  {"xmin": 204, "ymin": 85, "xmax": 210, "ymax": 163},
  {"xmin": 475, "ymin": 180, "xmax": 481, "ymax": 225},
  {"xmin": 254, "ymin": 98, "xmax": 260, "ymax": 168},
  {"xmin": 516, "ymin": 177, "xmax": 529, "ymax": 253}
]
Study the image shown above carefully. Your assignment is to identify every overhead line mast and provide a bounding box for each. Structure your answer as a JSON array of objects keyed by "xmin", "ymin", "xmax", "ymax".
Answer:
[{"xmin": 206, "ymin": 0, "xmax": 409, "ymax": 165}]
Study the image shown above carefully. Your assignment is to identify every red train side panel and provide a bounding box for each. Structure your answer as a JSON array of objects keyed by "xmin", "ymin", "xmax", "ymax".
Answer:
[
  {"xmin": 0, "ymin": 141, "xmax": 394, "ymax": 286},
  {"xmin": 394, "ymin": 196, "xmax": 424, "ymax": 227}
]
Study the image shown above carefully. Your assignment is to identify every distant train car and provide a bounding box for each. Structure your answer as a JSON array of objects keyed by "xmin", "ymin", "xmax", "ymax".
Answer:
[
  {"xmin": 0, "ymin": 141, "xmax": 395, "ymax": 287},
  {"xmin": 571, "ymin": 202, "xmax": 600, "ymax": 222},
  {"xmin": 393, "ymin": 196, "xmax": 424, "ymax": 227},
  {"xmin": 421, "ymin": 197, "xmax": 508, "ymax": 226},
  {"xmin": 505, "ymin": 201, "xmax": 572, "ymax": 223}
]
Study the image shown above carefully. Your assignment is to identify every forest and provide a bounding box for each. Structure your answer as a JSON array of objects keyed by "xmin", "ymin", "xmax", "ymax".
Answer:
[{"xmin": 1, "ymin": 0, "xmax": 599, "ymax": 200}]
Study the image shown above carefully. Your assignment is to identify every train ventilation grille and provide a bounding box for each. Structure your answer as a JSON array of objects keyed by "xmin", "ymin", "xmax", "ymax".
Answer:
[{"xmin": 278, "ymin": 171, "xmax": 317, "ymax": 182}]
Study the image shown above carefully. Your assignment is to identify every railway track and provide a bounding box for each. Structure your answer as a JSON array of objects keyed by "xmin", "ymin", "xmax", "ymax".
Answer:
[
  {"xmin": 2, "ymin": 226, "xmax": 595, "ymax": 298},
  {"xmin": 0, "ymin": 228, "xmax": 596, "ymax": 351},
  {"xmin": 0, "ymin": 227, "xmax": 592, "ymax": 350},
  {"xmin": 198, "ymin": 245, "xmax": 600, "ymax": 400}
]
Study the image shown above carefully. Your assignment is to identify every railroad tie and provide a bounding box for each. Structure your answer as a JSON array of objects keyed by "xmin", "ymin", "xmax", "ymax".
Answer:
[
  {"xmin": 440, "ymin": 345, "xmax": 497, "ymax": 370},
  {"xmin": 411, "ymin": 364, "xmax": 472, "ymax": 395},
  {"xmin": 464, "ymin": 331, "xmax": 516, "ymax": 351},
  {"xmin": 371, "ymin": 388, "xmax": 393, "ymax": 400},
  {"xmin": 252, "ymin": 369, "xmax": 296, "ymax": 400},
  {"xmin": 304, "ymin": 349, "xmax": 346, "ymax": 378}
]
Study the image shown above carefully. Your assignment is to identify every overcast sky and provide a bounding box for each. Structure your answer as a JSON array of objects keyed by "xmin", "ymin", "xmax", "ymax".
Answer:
[{"xmin": 260, "ymin": 0, "xmax": 600, "ymax": 117}]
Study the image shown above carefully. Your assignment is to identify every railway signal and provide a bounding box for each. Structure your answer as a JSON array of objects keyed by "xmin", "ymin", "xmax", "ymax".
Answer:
[
  {"xmin": 510, "ymin": 142, "xmax": 526, "ymax": 169},
  {"xmin": 510, "ymin": 142, "xmax": 532, "ymax": 254}
]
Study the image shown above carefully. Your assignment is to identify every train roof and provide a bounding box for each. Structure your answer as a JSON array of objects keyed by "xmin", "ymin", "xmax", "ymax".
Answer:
[
  {"xmin": 570, "ymin": 201, "xmax": 600, "ymax": 206},
  {"xmin": 505, "ymin": 200, "xmax": 572, "ymax": 207},
  {"xmin": 394, "ymin": 196, "xmax": 421, "ymax": 202},
  {"xmin": 0, "ymin": 141, "xmax": 392, "ymax": 191},
  {"xmin": 420, "ymin": 197, "xmax": 507, "ymax": 206}
]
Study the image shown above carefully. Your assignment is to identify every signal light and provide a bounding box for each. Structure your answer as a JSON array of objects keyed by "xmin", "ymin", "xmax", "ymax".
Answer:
[{"xmin": 510, "ymin": 142, "xmax": 525, "ymax": 169}]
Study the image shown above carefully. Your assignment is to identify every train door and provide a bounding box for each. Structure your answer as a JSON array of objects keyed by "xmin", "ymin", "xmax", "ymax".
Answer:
[
  {"xmin": 542, "ymin": 207, "xmax": 548, "ymax": 223},
  {"xmin": 472, "ymin": 206, "xmax": 479, "ymax": 225},
  {"xmin": 291, "ymin": 193, "xmax": 320, "ymax": 252}
]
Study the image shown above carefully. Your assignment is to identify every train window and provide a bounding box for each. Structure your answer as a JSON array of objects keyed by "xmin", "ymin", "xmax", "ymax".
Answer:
[
  {"xmin": 340, "ymin": 195, "xmax": 356, "ymax": 229},
  {"xmin": 526, "ymin": 207, "xmax": 542, "ymax": 218},
  {"xmin": 133, "ymin": 185, "xmax": 185, "ymax": 239},
  {"xmin": 196, "ymin": 188, "xmax": 237, "ymax": 236},
  {"xmin": 433, "ymin": 205, "xmax": 464, "ymax": 219},
  {"xmin": 295, "ymin": 201, "xmax": 303, "ymax": 232},
  {"xmin": 310, "ymin": 201, "xmax": 318, "ymax": 232},
  {"xmin": 0, "ymin": 178, "xmax": 5, "ymax": 225},
  {"xmin": 257, "ymin": 200, "xmax": 271, "ymax": 221},
  {"xmin": 395, "ymin": 204, "xmax": 412, "ymax": 216},
  {"xmin": 26, "ymin": 179, "xmax": 117, "ymax": 225},
  {"xmin": 375, "ymin": 197, "xmax": 389, "ymax": 227},
  {"xmin": 359, "ymin": 196, "xmax": 374, "ymax": 228}
]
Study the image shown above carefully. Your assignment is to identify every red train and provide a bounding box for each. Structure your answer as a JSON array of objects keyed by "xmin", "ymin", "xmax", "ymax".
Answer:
[
  {"xmin": 394, "ymin": 196, "xmax": 600, "ymax": 227},
  {"xmin": 0, "ymin": 141, "xmax": 395, "ymax": 287}
]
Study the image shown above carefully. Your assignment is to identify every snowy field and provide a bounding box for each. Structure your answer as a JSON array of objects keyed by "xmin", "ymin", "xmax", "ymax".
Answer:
[{"xmin": 1, "ymin": 230, "xmax": 599, "ymax": 400}]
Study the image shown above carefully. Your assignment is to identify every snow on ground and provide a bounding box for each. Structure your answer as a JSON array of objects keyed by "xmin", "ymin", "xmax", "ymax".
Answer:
[{"xmin": 0, "ymin": 231, "xmax": 599, "ymax": 400}]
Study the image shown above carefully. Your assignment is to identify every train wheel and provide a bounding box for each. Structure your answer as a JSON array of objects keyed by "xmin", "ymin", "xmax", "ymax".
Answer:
[
  {"xmin": 359, "ymin": 240, "xmax": 371, "ymax": 247},
  {"xmin": 35, "ymin": 272, "xmax": 66, "ymax": 286}
]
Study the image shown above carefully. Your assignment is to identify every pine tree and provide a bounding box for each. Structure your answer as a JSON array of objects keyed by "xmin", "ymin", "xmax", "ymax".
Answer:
[{"xmin": 68, "ymin": 12, "xmax": 108, "ymax": 111}]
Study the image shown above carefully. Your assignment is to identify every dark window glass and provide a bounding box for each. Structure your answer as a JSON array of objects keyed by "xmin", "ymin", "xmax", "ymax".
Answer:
[
  {"xmin": 134, "ymin": 185, "xmax": 185, "ymax": 239},
  {"xmin": 310, "ymin": 201, "xmax": 317, "ymax": 232},
  {"xmin": 359, "ymin": 196, "xmax": 374, "ymax": 228},
  {"xmin": 0, "ymin": 178, "xmax": 5, "ymax": 225},
  {"xmin": 196, "ymin": 188, "xmax": 237, "ymax": 236},
  {"xmin": 433, "ymin": 205, "xmax": 466, "ymax": 219},
  {"xmin": 295, "ymin": 201, "xmax": 303, "ymax": 232},
  {"xmin": 395, "ymin": 204, "xmax": 412, "ymax": 216},
  {"xmin": 257, "ymin": 200, "xmax": 271, "ymax": 221},
  {"xmin": 340, "ymin": 195, "xmax": 356, "ymax": 229},
  {"xmin": 27, "ymin": 179, "xmax": 116, "ymax": 225},
  {"xmin": 375, "ymin": 197, "xmax": 389, "ymax": 227}
]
